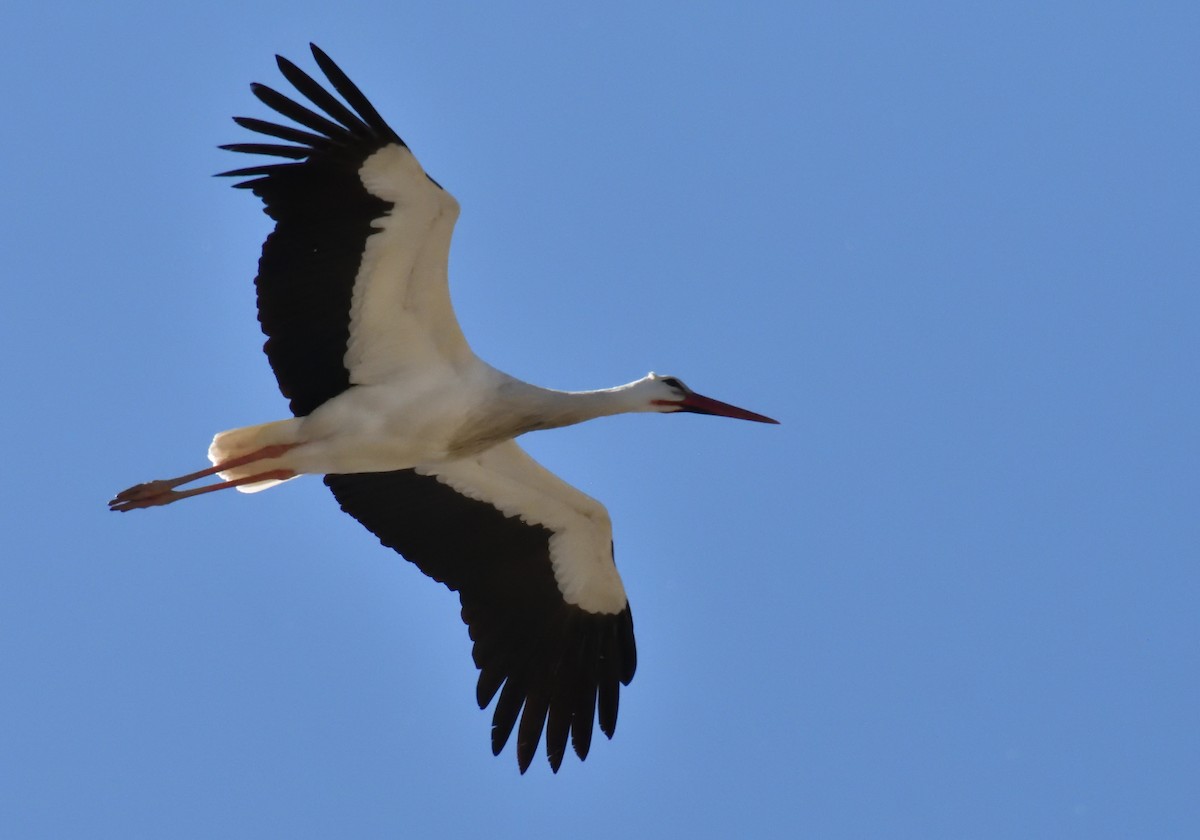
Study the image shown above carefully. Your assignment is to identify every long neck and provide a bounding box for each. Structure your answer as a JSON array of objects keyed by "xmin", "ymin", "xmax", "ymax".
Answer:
[
  {"xmin": 516, "ymin": 380, "xmax": 648, "ymax": 430},
  {"xmin": 487, "ymin": 374, "xmax": 652, "ymax": 432},
  {"xmin": 449, "ymin": 373, "xmax": 650, "ymax": 457}
]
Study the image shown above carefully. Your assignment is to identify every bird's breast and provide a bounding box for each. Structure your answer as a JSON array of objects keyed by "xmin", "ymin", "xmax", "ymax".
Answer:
[
  {"xmin": 444, "ymin": 409, "xmax": 553, "ymax": 458},
  {"xmin": 295, "ymin": 381, "xmax": 488, "ymax": 473}
]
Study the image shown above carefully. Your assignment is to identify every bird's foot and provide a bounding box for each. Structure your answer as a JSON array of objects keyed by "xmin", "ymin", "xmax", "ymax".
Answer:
[{"xmin": 108, "ymin": 480, "xmax": 180, "ymax": 512}]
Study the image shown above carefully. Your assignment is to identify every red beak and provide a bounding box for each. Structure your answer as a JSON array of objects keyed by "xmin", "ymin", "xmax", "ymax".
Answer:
[{"xmin": 677, "ymin": 392, "xmax": 779, "ymax": 424}]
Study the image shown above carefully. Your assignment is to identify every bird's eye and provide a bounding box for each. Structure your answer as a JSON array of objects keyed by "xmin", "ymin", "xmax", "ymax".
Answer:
[{"xmin": 660, "ymin": 377, "xmax": 683, "ymax": 390}]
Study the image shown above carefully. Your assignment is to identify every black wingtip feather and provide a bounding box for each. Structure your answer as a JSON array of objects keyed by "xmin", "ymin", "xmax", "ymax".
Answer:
[
  {"xmin": 597, "ymin": 673, "xmax": 620, "ymax": 739},
  {"xmin": 231, "ymin": 116, "xmax": 335, "ymax": 150},
  {"xmin": 620, "ymin": 608, "xmax": 638, "ymax": 685},
  {"xmin": 219, "ymin": 142, "xmax": 309, "ymax": 159},
  {"xmin": 491, "ymin": 678, "xmax": 526, "ymax": 758},
  {"xmin": 570, "ymin": 631, "xmax": 600, "ymax": 760},
  {"xmin": 476, "ymin": 661, "xmax": 506, "ymax": 710},
  {"xmin": 516, "ymin": 688, "xmax": 550, "ymax": 774},
  {"xmin": 275, "ymin": 54, "xmax": 371, "ymax": 136},
  {"xmin": 250, "ymin": 82, "xmax": 347, "ymax": 139},
  {"xmin": 308, "ymin": 43, "xmax": 403, "ymax": 146},
  {"xmin": 544, "ymin": 626, "xmax": 580, "ymax": 772},
  {"xmin": 597, "ymin": 621, "xmax": 624, "ymax": 739},
  {"xmin": 215, "ymin": 163, "xmax": 298, "ymax": 179}
]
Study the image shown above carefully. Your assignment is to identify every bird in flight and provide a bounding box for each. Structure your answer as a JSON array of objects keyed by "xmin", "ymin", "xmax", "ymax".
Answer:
[{"xmin": 110, "ymin": 44, "xmax": 778, "ymax": 772}]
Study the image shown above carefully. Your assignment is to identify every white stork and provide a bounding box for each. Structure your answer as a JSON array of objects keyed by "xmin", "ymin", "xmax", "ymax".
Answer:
[{"xmin": 110, "ymin": 44, "xmax": 778, "ymax": 773}]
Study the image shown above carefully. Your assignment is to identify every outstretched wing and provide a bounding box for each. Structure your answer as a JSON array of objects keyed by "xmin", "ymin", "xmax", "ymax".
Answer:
[
  {"xmin": 324, "ymin": 441, "xmax": 637, "ymax": 773},
  {"xmin": 220, "ymin": 44, "xmax": 471, "ymax": 417}
]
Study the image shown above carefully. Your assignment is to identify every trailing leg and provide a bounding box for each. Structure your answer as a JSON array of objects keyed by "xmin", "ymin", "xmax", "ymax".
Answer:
[{"xmin": 108, "ymin": 443, "xmax": 299, "ymax": 512}]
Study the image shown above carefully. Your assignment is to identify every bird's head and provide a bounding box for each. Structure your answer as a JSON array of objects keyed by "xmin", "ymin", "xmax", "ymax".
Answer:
[{"xmin": 637, "ymin": 372, "xmax": 779, "ymax": 424}]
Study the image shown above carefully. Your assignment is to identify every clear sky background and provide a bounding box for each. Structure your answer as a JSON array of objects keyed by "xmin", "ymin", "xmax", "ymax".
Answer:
[{"xmin": 3, "ymin": 2, "xmax": 1197, "ymax": 838}]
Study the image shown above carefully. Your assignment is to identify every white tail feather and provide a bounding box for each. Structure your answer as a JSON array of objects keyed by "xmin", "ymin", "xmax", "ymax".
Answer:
[{"xmin": 208, "ymin": 419, "xmax": 303, "ymax": 493}]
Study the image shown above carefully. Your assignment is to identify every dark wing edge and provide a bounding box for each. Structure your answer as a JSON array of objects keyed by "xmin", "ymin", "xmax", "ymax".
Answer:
[
  {"xmin": 218, "ymin": 45, "xmax": 407, "ymax": 417},
  {"xmin": 324, "ymin": 469, "xmax": 637, "ymax": 773},
  {"xmin": 218, "ymin": 44, "xmax": 404, "ymax": 190}
]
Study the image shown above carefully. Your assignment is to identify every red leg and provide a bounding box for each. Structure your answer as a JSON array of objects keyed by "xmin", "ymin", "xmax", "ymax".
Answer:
[
  {"xmin": 108, "ymin": 443, "xmax": 299, "ymax": 511},
  {"xmin": 109, "ymin": 468, "xmax": 297, "ymax": 512}
]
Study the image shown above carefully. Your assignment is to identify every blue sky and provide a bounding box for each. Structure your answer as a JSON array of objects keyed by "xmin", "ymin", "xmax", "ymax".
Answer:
[{"xmin": 3, "ymin": 2, "xmax": 1197, "ymax": 838}]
